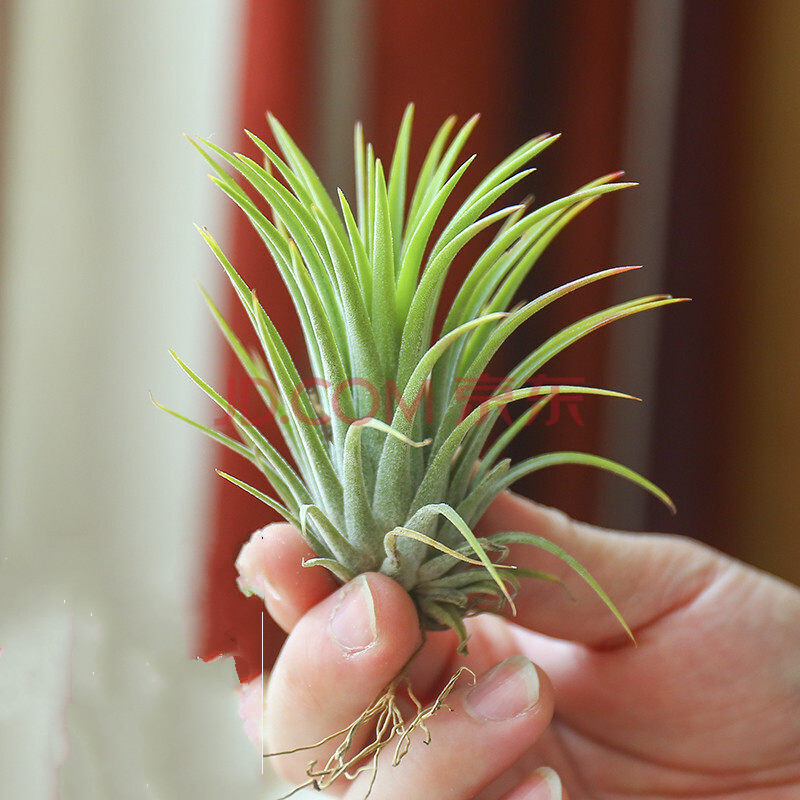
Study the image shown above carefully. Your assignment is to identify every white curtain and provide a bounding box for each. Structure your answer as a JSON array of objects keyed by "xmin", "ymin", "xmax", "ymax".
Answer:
[{"xmin": 0, "ymin": 1, "xmax": 294, "ymax": 796}]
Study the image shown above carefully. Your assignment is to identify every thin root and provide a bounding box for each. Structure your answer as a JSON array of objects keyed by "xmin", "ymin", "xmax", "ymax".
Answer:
[{"xmin": 268, "ymin": 666, "xmax": 476, "ymax": 799}]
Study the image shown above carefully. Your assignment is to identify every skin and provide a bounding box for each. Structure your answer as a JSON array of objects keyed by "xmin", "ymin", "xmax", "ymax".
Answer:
[{"xmin": 237, "ymin": 491, "xmax": 800, "ymax": 799}]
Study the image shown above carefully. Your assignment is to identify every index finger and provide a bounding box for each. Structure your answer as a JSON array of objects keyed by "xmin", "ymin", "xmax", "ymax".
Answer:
[
  {"xmin": 479, "ymin": 491, "xmax": 725, "ymax": 647},
  {"xmin": 235, "ymin": 491, "xmax": 721, "ymax": 651},
  {"xmin": 236, "ymin": 522, "xmax": 338, "ymax": 632},
  {"xmin": 237, "ymin": 522, "xmax": 459, "ymax": 698}
]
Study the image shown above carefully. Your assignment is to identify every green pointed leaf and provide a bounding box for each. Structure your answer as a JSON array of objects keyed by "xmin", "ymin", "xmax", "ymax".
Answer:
[
  {"xmin": 396, "ymin": 205, "xmax": 521, "ymax": 392},
  {"xmin": 341, "ymin": 422, "xmax": 379, "ymax": 560},
  {"xmin": 371, "ymin": 160, "xmax": 398, "ymax": 380},
  {"xmin": 442, "ymin": 178, "xmax": 633, "ymax": 339},
  {"xmin": 501, "ymin": 296, "xmax": 689, "ymax": 401},
  {"xmin": 428, "ymin": 168, "xmax": 535, "ymax": 264},
  {"xmin": 443, "ymin": 297, "xmax": 687, "ymax": 496},
  {"xmin": 372, "ymin": 313, "xmax": 506, "ymax": 528},
  {"xmin": 197, "ymin": 283, "xmax": 298, "ymax": 450},
  {"xmin": 473, "ymin": 396, "xmax": 553, "ymax": 484},
  {"xmin": 415, "ymin": 536, "xmax": 508, "ymax": 584},
  {"xmin": 387, "ymin": 103, "xmax": 414, "ymax": 262},
  {"xmin": 244, "ymin": 128, "xmax": 315, "ymax": 207},
  {"xmin": 429, "ymin": 133, "xmax": 561, "ymax": 263},
  {"xmin": 421, "ymin": 599, "xmax": 469, "ymax": 653},
  {"xmin": 395, "ymin": 156, "xmax": 476, "ymax": 319},
  {"xmin": 384, "ymin": 526, "xmax": 516, "ymax": 572},
  {"xmin": 415, "ymin": 385, "xmax": 636, "ymax": 516},
  {"xmin": 299, "ymin": 504, "xmax": 367, "ymax": 572},
  {"xmin": 151, "ymin": 393, "xmax": 253, "ymax": 462},
  {"xmin": 338, "ymin": 189, "xmax": 373, "ymax": 305},
  {"xmin": 193, "ymin": 226, "xmax": 326, "ymax": 480},
  {"xmin": 417, "ymin": 568, "xmax": 508, "ymax": 591},
  {"xmin": 439, "ymin": 290, "xmax": 677, "ymax": 455},
  {"xmin": 454, "ymin": 458, "xmax": 511, "ymax": 527},
  {"xmin": 266, "ymin": 112, "xmax": 348, "ymax": 249},
  {"xmin": 432, "ymin": 264, "xmax": 640, "ymax": 435},
  {"xmin": 409, "ymin": 114, "xmax": 479, "ymax": 236},
  {"xmin": 302, "ymin": 557, "xmax": 354, "ymax": 584},
  {"xmin": 365, "ymin": 143, "xmax": 376, "ymax": 255},
  {"xmin": 406, "ymin": 114, "xmax": 457, "ymax": 231},
  {"xmin": 512, "ymin": 568, "xmax": 573, "ymax": 598},
  {"xmin": 216, "ymin": 470, "xmax": 300, "ymax": 531},
  {"xmin": 311, "ymin": 204, "xmax": 383, "ymax": 418},
  {"xmin": 490, "ymin": 530, "xmax": 635, "ymax": 642},
  {"xmin": 250, "ymin": 299, "xmax": 345, "ymax": 522},
  {"xmin": 199, "ymin": 139, "xmax": 347, "ymax": 349},
  {"xmin": 287, "ymin": 242, "xmax": 353, "ymax": 462},
  {"xmin": 499, "ymin": 451, "xmax": 676, "ymax": 512},
  {"xmin": 167, "ymin": 351, "xmax": 308, "ymax": 509},
  {"xmin": 405, "ymin": 503, "xmax": 515, "ymax": 611}
]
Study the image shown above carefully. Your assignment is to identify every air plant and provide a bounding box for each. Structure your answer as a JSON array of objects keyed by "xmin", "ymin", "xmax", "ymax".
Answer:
[{"xmin": 159, "ymin": 105, "xmax": 680, "ymax": 796}]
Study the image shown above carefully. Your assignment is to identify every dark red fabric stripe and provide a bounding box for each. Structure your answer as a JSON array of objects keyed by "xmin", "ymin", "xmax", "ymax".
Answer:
[
  {"xmin": 197, "ymin": 0, "xmax": 314, "ymax": 679},
  {"xmin": 513, "ymin": 1, "xmax": 634, "ymax": 523}
]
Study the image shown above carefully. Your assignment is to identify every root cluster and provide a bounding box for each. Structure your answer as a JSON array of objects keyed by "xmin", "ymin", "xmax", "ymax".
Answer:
[{"xmin": 268, "ymin": 666, "xmax": 475, "ymax": 799}]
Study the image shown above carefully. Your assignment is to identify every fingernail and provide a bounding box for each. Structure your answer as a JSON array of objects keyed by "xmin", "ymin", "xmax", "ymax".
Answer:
[
  {"xmin": 465, "ymin": 655, "xmax": 540, "ymax": 721},
  {"xmin": 235, "ymin": 532, "xmax": 281, "ymax": 602},
  {"xmin": 522, "ymin": 767, "xmax": 562, "ymax": 799},
  {"xmin": 329, "ymin": 575, "xmax": 377, "ymax": 652},
  {"xmin": 236, "ymin": 572, "xmax": 280, "ymax": 603}
]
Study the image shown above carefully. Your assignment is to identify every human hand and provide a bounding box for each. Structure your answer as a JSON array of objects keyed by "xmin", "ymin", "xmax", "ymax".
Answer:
[{"xmin": 237, "ymin": 491, "xmax": 800, "ymax": 799}]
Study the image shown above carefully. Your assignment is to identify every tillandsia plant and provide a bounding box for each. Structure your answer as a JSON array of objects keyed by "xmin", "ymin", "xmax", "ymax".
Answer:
[{"xmin": 158, "ymin": 104, "xmax": 682, "ymax": 796}]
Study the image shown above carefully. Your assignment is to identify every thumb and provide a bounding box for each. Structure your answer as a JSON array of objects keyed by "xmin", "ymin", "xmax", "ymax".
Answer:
[{"xmin": 479, "ymin": 491, "xmax": 726, "ymax": 647}]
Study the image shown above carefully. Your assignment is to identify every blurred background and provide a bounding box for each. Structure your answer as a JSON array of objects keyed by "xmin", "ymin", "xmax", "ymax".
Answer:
[{"xmin": 1, "ymin": 1, "xmax": 798, "ymax": 798}]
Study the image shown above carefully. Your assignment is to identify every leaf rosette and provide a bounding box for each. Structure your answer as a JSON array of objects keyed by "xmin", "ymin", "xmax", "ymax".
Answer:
[{"xmin": 161, "ymin": 105, "xmax": 682, "ymax": 653}]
